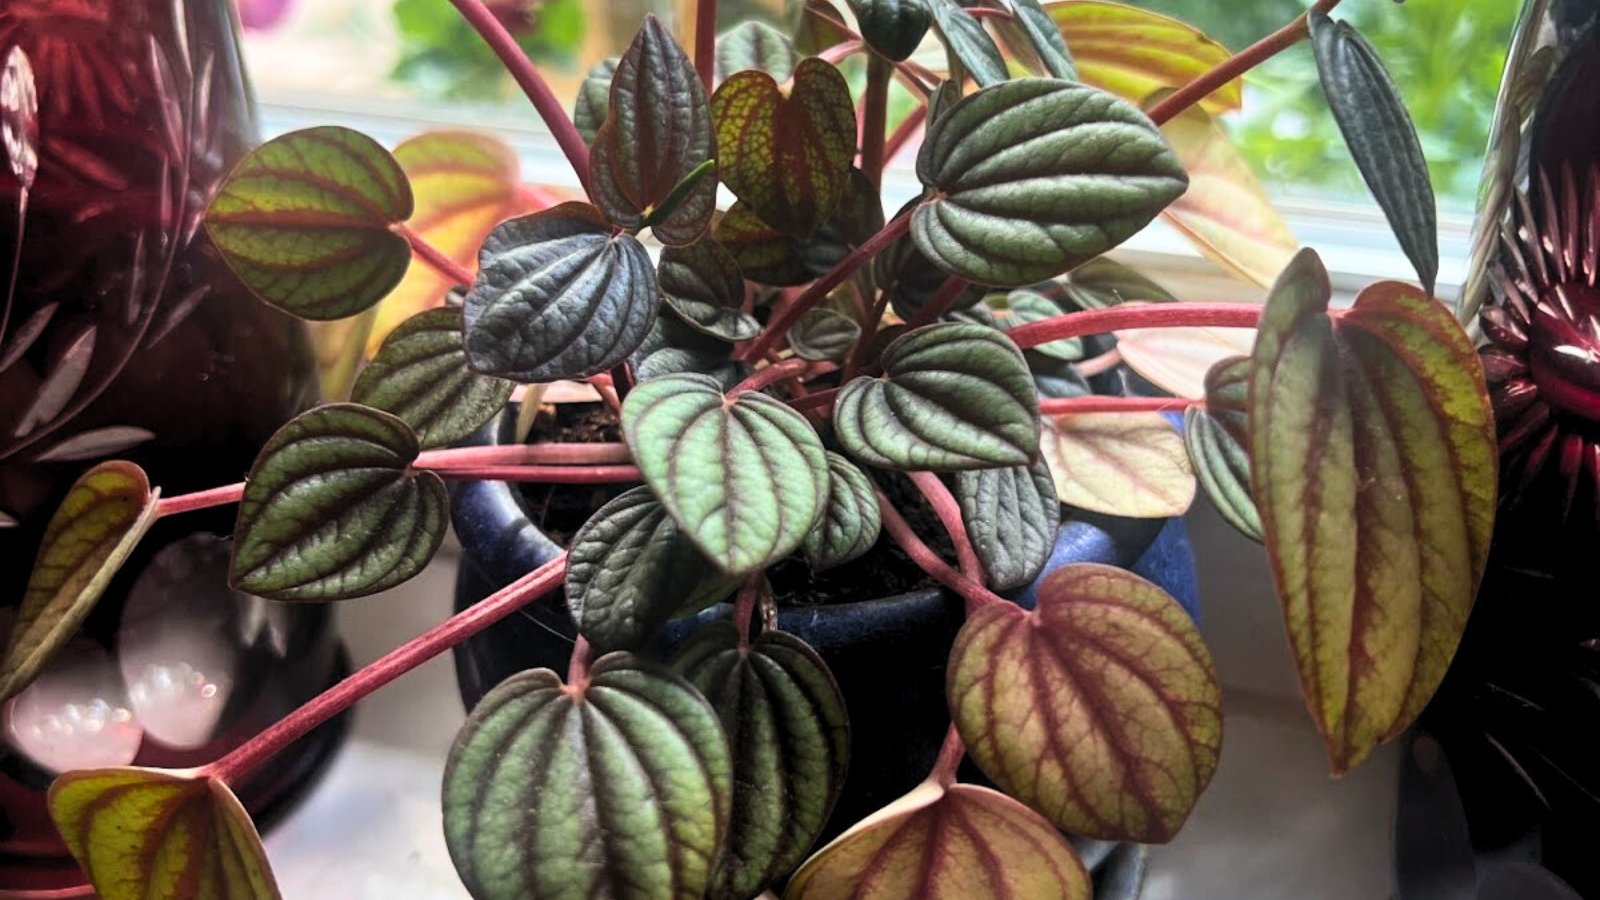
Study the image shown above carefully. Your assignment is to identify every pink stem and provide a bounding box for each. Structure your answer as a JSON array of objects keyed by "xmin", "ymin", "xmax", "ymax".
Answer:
[
  {"xmin": 394, "ymin": 223, "xmax": 475, "ymax": 287},
  {"xmin": 963, "ymin": 6, "xmax": 1010, "ymax": 19},
  {"xmin": 907, "ymin": 471, "xmax": 984, "ymax": 582},
  {"xmin": 883, "ymin": 105, "xmax": 927, "ymax": 166},
  {"xmin": 430, "ymin": 464, "xmax": 641, "ymax": 483},
  {"xmin": 788, "ymin": 387, "xmax": 840, "ymax": 412},
  {"xmin": 816, "ymin": 40, "xmax": 864, "ymax": 67},
  {"xmin": 732, "ymin": 573, "xmax": 762, "ymax": 649},
  {"xmin": 929, "ymin": 724, "xmax": 967, "ymax": 788},
  {"xmin": 903, "ymin": 276, "xmax": 972, "ymax": 331},
  {"xmin": 731, "ymin": 357, "xmax": 825, "ymax": 395},
  {"xmin": 155, "ymin": 483, "xmax": 245, "ymax": 518},
  {"xmin": 415, "ymin": 442, "xmax": 632, "ymax": 468},
  {"xmin": 567, "ymin": 634, "xmax": 594, "ymax": 692},
  {"xmin": 1039, "ymin": 395, "xmax": 1203, "ymax": 415},
  {"xmin": 875, "ymin": 489, "xmax": 1003, "ymax": 611},
  {"xmin": 447, "ymin": 0, "xmax": 591, "ymax": 187},
  {"xmin": 1006, "ymin": 302, "xmax": 1264, "ymax": 351},
  {"xmin": 1074, "ymin": 347, "xmax": 1123, "ymax": 377},
  {"xmin": 206, "ymin": 553, "xmax": 569, "ymax": 784},
  {"xmin": 694, "ymin": 0, "xmax": 718, "ymax": 90}
]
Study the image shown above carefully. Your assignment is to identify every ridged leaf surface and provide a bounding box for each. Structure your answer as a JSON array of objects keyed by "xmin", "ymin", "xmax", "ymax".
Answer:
[
  {"xmin": 659, "ymin": 239, "xmax": 760, "ymax": 342},
  {"xmin": 1040, "ymin": 411, "xmax": 1195, "ymax": 517},
  {"xmin": 803, "ymin": 452, "xmax": 882, "ymax": 570},
  {"xmin": 1186, "ymin": 355, "xmax": 1261, "ymax": 541},
  {"xmin": 954, "ymin": 457, "xmax": 1060, "ymax": 590},
  {"xmin": 351, "ymin": 308, "xmax": 513, "ymax": 449}
]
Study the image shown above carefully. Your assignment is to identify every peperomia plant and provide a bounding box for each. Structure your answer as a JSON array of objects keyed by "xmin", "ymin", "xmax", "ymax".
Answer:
[{"xmin": 0, "ymin": 0, "xmax": 1496, "ymax": 897}]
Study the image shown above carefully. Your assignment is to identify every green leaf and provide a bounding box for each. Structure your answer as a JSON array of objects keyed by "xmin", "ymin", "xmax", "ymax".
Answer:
[
  {"xmin": 351, "ymin": 308, "xmax": 513, "ymax": 449},
  {"xmin": 443, "ymin": 657, "xmax": 732, "ymax": 900},
  {"xmin": 573, "ymin": 57, "xmax": 619, "ymax": 145},
  {"xmin": 834, "ymin": 323, "xmax": 1040, "ymax": 471},
  {"xmin": 205, "ymin": 126, "xmax": 413, "ymax": 320},
  {"xmin": 913, "ymin": 79, "xmax": 1187, "ymax": 287},
  {"xmin": 992, "ymin": 0, "xmax": 1075, "ymax": 80},
  {"xmin": 659, "ymin": 240, "xmax": 760, "ymax": 342},
  {"xmin": 632, "ymin": 317, "xmax": 753, "ymax": 390},
  {"xmin": 1185, "ymin": 355, "xmax": 1261, "ymax": 542},
  {"xmin": 846, "ymin": 0, "xmax": 931, "ymax": 62},
  {"xmin": 1247, "ymin": 251, "xmax": 1495, "ymax": 774},
  {"xmin": 1000, "ymin": 289, "xmax": 1082, "ymax": 361},
  {"xmin": 948, "ymin": 563, "xmax": 1222, "ymax": 842},
  {"xmin": 623, "ymin": 374, "xmax": 829, "ymax": 574},
  {"xmin": 50, "ymin": 769, "xmax": 278, "ymax": 900},
  {"xmin": 565, "ymin": 486, "xmax": 739, "ymax": 653},
  {"xmin": 462, "ymin": 202, "xmax": 657, "ymax": 382},
  {"xmin": 787, "ymin": 781, "xmax": 1090, "ymax": 899},
  {"xmin": 0, "ymin": 462, "xmax": 158, "ymax": 702},
  {"xmin": 1309, "ymin": 13, "xmax": 1437, "ymax": 295},
  {"xmin": 674, "ymin": 625, "xmax": 850, "ymax": 899},
  {"xmin": 715, "ymin": 170, "xmax": 882, "ymax": 287},
  {"xmin": 876, "ymin": 229, "xmax": 988, "ymax": 322},
  {"xmin": 591, "ymin": 16, "xmax": 717, "ymax": 246},
  {"xmin": 1040, "ymin": 411, "xmax": 1196, "ymax": 517},
  {"xmin": 715, "ymin": 22, "xmax": 798, "ymax": 82},
  {"xmin": 804, "ymin": 452, "xmax": 882, "ymax": 570},
  {"xmin": 954, "ymin": 457, "xmax": 1059, "ymax": 590},
  {"xmin": 926, "ymin": 0, "xmax": 1009, "ymax": 87},
  {"xmin": 1063, "ymin": 256, "xmax": 1175, "ymax": 309},
  {"xmin": 789, "ymin": 308, "xmax": 860, "ymax": 362},
  {"xmin": 713, "ymin": 59, "xmax": 856, "ymax": 238},
  {"xmin": 229, "ymin": 403, "xmax": 447, "ymax": 601}
]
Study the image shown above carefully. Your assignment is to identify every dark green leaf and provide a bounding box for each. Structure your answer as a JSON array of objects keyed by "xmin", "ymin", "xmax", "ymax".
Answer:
[
  {"xmin": 804, "ymin": 451, "xmax": 882, "ymax": 570},
  {"xmin": 659, "ymin": 240, "xmax": 760, "ymax": 342},
  {"xmin": 805, "ymin": 167, "xmax": 886, "ymax": 271},
  {"xmin": 1309, "ymin": 13, "xmax": 1437, "ymax": 295},
  {"xmin": 834, "ymin": 323, "xmax": 1040, "ymax": 471},
  {"xmin": 591, "ymin": 15, "xmax": 717, "ymax": 245},
  {"xmin": 463, "ymin": 202, "xmax": 657, "ymax": 381},
  {"xmin": 1186, "ymin": 355, "xmax": 1260, "ymax": 542},
  {"xmin": 1063, "ymin": 257, "xmax": 1175, "ymax": 309},
  {"xmin": 954, "ymin": 457, "xmax": 1060, "ymax": 590},
  {"xmin": 789, "ymin": 308, "xmax": 860, "ymax": 362},
  {"xmin": 632, "ymin": 317, "xmax": 753, "ymax": 389},
  {"xmin": 993, "ymin": 0, "xmax": 1076, "ymax": 79},
  {"xmin": 847, "ymin": 0, "xmax": 931, "ymax": 62},
  {"xmin": 876, "ymin": 206, "xmax": 988, "ymax": 320},
  {"xmin": 573, "ymin": 57, "xmax": 618, "ymax": 145},
  {"xmin": 351, "ymin": 308, "xmax": 513, "ymax": 449},
  {"xmin": 914, "ymin": 79, "xmax": 1188, "ymax": 287},
  {"xmin": 229, "ymin": 403, "xmax": 447, "ymax": 601},
  {"xmin": 566, "ymin": 486, "xmax": 739, "ymax": 653},
  {"xmin": 443, "ymin": 656, "xmax": 733, "ymax": 900},
  {"xmin": 205, "ymin": 126, "xmax": 413, "ymax": 319},
  {"xmin": 926, "ymin": 0, "xmax": 1008, "ymax": 87},
  {"xmin": 716, "ymin": 22, "xmax": 798, "ymax": 82},
  {"xmin": 624, "ymin": 374, "xmax": 830, "ymax": 574},
  {"xmin": 1001, "ymin": 290, "xmax": 1082, "ymax": 361},
  {"xmin": 713, "ymin": 59, "xmax": 856, "ymax": 238},
  {"xmin": 674, "ymin": 625, "xmax": 850, "ymax": 899}
]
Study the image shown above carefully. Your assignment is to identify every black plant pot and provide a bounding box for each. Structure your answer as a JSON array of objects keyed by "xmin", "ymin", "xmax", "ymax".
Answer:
[{"xmin": 450, "ymin": 406, "xmax": 1200, "ymax": 897}]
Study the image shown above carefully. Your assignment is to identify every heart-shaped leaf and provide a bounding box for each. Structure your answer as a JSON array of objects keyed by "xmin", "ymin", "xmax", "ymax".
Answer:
[
  {"xmin": 789, "ymin": 308, "xmax": 860, "ymax": 362},
  {"xmin": 804, "ymin": 451, "xmax": 882, "ymax": 570},
  {"xmin": 632, "ymin": 317, "xmax": 754, "ymax": 390},
  {"xmin": 992, "ymin": 0, "xmax": 1076, "ymax": 80},
  {"xmin": 624, "ymin": 374, "xmax": 829, "ymax": 574},
  {"xmin": 1159, "ymin": 102, "xmax": 1298, "ymax": 289},
  {"xmin": 659, "ymin": 240, "xmax": 760, "ymax": 342},
  {"xmin": 716, "ymin": 22, "xmax": 799, "ymax": 82},
  {"xmin": 1063, "ymin": 256, "xmax": 1174, "ymax": 309},
  {"xmin": 229, "ymin": 403, "xmax": 447, "ymax": 601},
  {"xmin": 914, "ymin": 79, "xmax": 1188, "ymax": 287},
  {"xmin": 1050, "ymin": 0, "xmax": 1240, "ymax": 114},
  {"xmin": 574, "ymin": 57, "xmax": 619, "ymax": 144},
  {"xmin": 1040, "ymin": 411, "xmax": 1195, "ymax": 517},
  {"xmin": 591, "ymin": 15, "xmax": 717, "ymax": 245},
  {"xmin": 835, "ymin": 323, "xmax": 1040, "ymax": 471},
  {"xmin": 462, "ymin": 202, "xmax": 657, "ymax": 382},
  {"xmin": 847, "ymin": 0, "xmax": 932, "ymax": 62},
  {"xmin": 50, "ymin": 769, "xmax": 277, "ymax": 900},
  {"xmin": 674, "ymin": 625, "xmax": 850, "ymax": 899},
  {"xmin": 0, "ymin": 462, "xmax": 158, "ymax": 702},
  {"xmin": 948, "ymin": 563, "xmax": 1222, "ymax": 842},
  {"xmin": 954, "ymin": 457, "xmax": 1060, "ymax": 590},
  {"xmin": 927, "ymin": 0, "xmax": 1009, "ymax": 87},
  {"xmin": 566, "ymin": 486, "xmax": 738, "ymax": 653},
  {"xmin": 205, "ymin": 126, "xmax": 413, "ymax": 320},
  {"xmin": 1309, "ymin": 13, "xmax": 1437, "ymax": 294},
  {"xmin": 786, "ymin": 780, "xmax": 1090, "ymax": 899},
  {"xmin": 716, "ymin": 203, "xmax": 815, "ymax": 286},
  {"xmin": 1248, "ymin": 251, "xmax": 1495, "ymax": 773},
  {"xmin": 713, "ymin": 59, "xmax": 856, "ymax": 238},
  {"xmin": 443, "ymin": 656, "xmax": 733, "ymax": 900},
  {"xmin": 1186, "ymin": 356, "xmax": 1261, "ymax": 542},
  {"xmin": 351, "ymin": 308, "xmax": 514, "ymax": 449}
]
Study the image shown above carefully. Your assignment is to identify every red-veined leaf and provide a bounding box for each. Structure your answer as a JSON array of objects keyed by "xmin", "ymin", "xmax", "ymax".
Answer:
[
  {"xmin": 1048, "ymin": 0, "xmax": 1239, "ymax": 114},
  {"xmin": 1040, "ymin": 411, "xmax": 1195, "ymax": 517}
]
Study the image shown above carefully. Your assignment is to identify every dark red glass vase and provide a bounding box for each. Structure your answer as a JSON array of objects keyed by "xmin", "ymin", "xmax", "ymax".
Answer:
[{"xmin": 0, "ymin": 2, "xmax": 344, "ymax": 895}]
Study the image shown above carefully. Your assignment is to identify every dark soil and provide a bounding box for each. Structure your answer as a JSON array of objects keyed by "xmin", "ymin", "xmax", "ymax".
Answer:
[{"xmin": 517, "ymin": 402, "xmax": 940, "ymax": 606}]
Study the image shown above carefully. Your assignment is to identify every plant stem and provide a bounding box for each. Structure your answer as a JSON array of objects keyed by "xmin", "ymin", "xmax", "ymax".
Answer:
[
  {"xmin": 861, "ymin": 55, "xmax": 891, "ymax": 190},
  {"xmin": 963, "ymin": 6, "xmax": 1010, "ymax": 19},
  {"xmin": 741, "ymin": 211, "xmax": 913, "ymax": 361},
  {"xmin": 903, "ymin": 276, "xmax": 972, "ymax": 331},
  {"xmin": 1075, "ymin": 347, "xmax": 1123, "ymax": 377},
  {"xmin": 155, "ymin": 483, "xmax": 245, "ymax": 519},
  {"xmin": 875, "ymin": 488, "xmax": 1004, "ymax": 612},
  {"xmin": 788, "ymin": 386, "xmax": 840, "ymax": 412},
  {"xmin": 929, "ymin": 724, "xmax": 967, "ymax": 788},
  {"xmin": 841, "ymin": 288, "xmax": 891, "ymax": 384},
  {"xmin": 567, "ymin": 634, "xmax": 594, "ymax": 692},
  {"xmin": 1038, "ymin": 395, "xmax": 1203, "ymax": 415},
  {"xmin": 609, "ymin": 361, "xmax": 634, "ymax": 403},
  {"xmin": 1145, "ymin": 0, "xmax": 1343, "ymax": 126},
  {"xmin": 588, "ymin": 374, "xmax": 624, "ymax": 413},
  {"xmin": 815, "ymin": 39, "xmax": 865, "ymax": 67},
  {"xmin": 882, "ymin": 105, "xmax": 927, "ymax": 167},
  {"xmin": 694, "ymin": 0, "xmax": 718, "ymax": 91},
  {"xmin": 907, "ymin": 471, "xmax": 983, "ymax": 581},
  {"xmin": 447, "ymin": 0, "xmax": 591, "ymax": 188},
  {"xmin": 732, "ymin": 573, "xmax": 763, "ymax": 649},
  {"xmin": 731, "ymin": 357, "xmax": 821, "ymax": 395},
  {"xmin": 205, "ymin": 553, "xmax": 569, "ymax": 785},
  {"xmin": 1006, "ymin": 302, "xmax": 1264, "ymax": 351},
  {"xmin": 430, "ymin": 464, "xmax": 642, "ymax": 483},
  {"xmin": 415, "ymin": 443, "xmax": 632, "ymax": 468},
  {"xmin": 394, "ymin": 223, "xmax": 475, "ymax": 287}
]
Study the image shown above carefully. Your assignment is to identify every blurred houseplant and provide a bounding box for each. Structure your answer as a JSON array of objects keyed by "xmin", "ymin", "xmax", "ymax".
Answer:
[{"xmin": 2, "ymin": 1, "xmax": 1497, "ymax": 899}]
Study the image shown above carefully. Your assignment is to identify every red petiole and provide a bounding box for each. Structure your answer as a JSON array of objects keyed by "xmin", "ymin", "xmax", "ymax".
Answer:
[
  {"xmin": 875, "ymin": 488, "xmax": 1004, "ymax": 612},
  {"xmin": 1039, "ymin": 395, "xmax": 1203, "ymax": 415},
  {"xmin": 907, "ymin": 471, "xmax": 985, "ymax": 582},
  {"xmin": 394, "ymin": 222, "xmax": 475, "ymax": 288}
]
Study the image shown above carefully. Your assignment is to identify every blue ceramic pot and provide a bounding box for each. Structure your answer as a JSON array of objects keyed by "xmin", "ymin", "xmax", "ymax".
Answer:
[{"xmin": 449, "ymin": 406, "xmax": 1198, "ymax": 898}]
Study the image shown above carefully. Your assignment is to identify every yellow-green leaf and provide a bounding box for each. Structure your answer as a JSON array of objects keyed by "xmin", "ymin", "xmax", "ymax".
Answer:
[
  {"xmin": 49, "ymin": 768, "xmax": 279, "ymax": 900},
  {"xmin": 1040, "ymin": 411, "xmax": 1195, "ymax": 517},
  {"xmin": 0, "ymin": 461, "xmax": 158, "ymax": 702},
  {"xmin": 1248, "ymin": 250, "xmax": 1496, "ymax": 774},
  {"xmin": 1048, "ymin": 0, "xmax": 1239, "ymax": 114}
]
